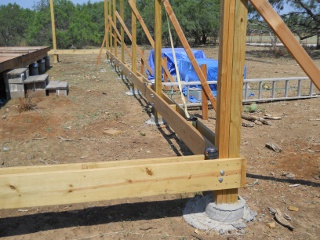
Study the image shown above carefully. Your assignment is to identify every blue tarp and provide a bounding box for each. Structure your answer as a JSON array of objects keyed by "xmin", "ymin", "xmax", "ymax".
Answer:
[
  {"xmin": 147, "ymin": 48, "xmax": 206, "ymax": 79},
  {"xmin": 178, "ymin": 58, "xmax": 219, "ymax": 97}
]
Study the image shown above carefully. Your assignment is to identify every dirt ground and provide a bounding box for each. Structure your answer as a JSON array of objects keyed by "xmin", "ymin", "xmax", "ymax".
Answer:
[{"xmin": 0, "ymin": 46, "xmax": 319, "ymax": 240}]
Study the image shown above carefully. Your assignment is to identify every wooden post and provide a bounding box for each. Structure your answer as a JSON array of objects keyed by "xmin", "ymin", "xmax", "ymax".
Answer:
[
  {"xmin": 49, "ymin": 0, "xmax": 59, "ymax": 63},
  {"xmin": 109, "ymin": 0, "xmax": 113, "ymax": 53},
  {"xmin": 163, "ymin": 57, "xmax": 169, "ymax": 91},
  {"xmin": 104, "ymin": 0, "xmax": 109, "ymax": 53},
  {"xmin": 120, "ymin": 0, "xmax": 125, "ymax": 63},
  {"xmin": 155, "ymin": 0, "xmax": 162, "ymax": 98},
  {"xmin": 131, "ymin": 0, "xmax": 137, "ymax": 73},
  {"xmin": 214, "ymin": 0, "xmax": 248, "ymax": 204},
  {"xmin": 201, "ymin": 64, "xmax": 208, "ymax": 120},
  {"xmin": 140, "ymin": 49, "xmax": 145, "ymax": 75},
  {"xmin": 113, "ymin": 0, "xmax": 118, "ymax": 58}
]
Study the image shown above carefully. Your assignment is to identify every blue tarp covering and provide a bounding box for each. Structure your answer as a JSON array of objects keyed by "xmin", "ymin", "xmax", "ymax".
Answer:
[
  {"xmin": 178, "ymin": 58, "xmax": 219, "ymax": 97},
  {"xmin": 147, "ymin": 48, "xmax": 206, "ymax": 79}
]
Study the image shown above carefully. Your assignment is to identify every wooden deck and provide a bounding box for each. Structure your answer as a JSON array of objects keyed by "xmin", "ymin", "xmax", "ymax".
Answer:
[{"xmin": 0, "ymin": 46, "xmax": 50, "ymax": 73}]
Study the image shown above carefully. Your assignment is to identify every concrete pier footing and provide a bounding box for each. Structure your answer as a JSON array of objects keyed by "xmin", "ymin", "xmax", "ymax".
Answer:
[{"xmin": 183, "ymin": 193, "xmax": 256, "ymax": 234}]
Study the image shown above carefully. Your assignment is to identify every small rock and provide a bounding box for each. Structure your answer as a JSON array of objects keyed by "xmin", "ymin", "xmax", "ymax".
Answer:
[
  {"xmin": 140, "ymin": 132, "xmax": 146, "ymax": 136},
  {"xmin": 254, "ymin": 120, "xmax": 263, "ymax": 125},
  {"xmin": 286, "ymin": 173, "xmax": 296, "ymax": 179},
  {"xmin": 314, "ymin": 174, "xmax": 320, "ymax": 180},
  {"xmin": 266, "ymin": 142, "xmax": 282, "ymax": 153},
  {"xmin": 2, "ymin": 114, "xmax": 6, "ymax": 119},
  {"xmin": 2, "ymin": 147, "xmax": 9, "ymax": 152},
  {"xmin": 268, "ymin": 207, "xmax": 277, "ymax": 215},
  {"xmin": 267, "ymin": 222, "xmax": 276, "ymax": 229}
]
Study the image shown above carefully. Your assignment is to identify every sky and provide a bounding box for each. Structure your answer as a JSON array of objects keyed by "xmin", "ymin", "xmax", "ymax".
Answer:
[{"xmin": 0, "ymin": 0, "xmax": 103, "ymax": 9}]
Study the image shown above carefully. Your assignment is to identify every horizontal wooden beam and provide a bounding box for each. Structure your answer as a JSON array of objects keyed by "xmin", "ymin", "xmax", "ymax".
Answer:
[
  {"xmin": 0, "ymin": 157, "xmax": 245, "ymax": 209},
  {"xmin": 250, "ymin": 0, "xmax": 320, "ymax": 91},
  {"xmin": 48, "ymin": 49, "xmax": 102, "ymax": 55},
  {"xmin": 108, "ymin": 52, "xmax": 214, "ymax": 154}
]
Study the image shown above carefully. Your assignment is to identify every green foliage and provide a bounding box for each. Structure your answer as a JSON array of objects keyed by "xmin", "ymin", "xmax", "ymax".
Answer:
[
  {"xmin": 0, "ymin": 0, "xmax": 220, "ymax": 48},
  {"xmin": 0, "ymin": 3, "xmax": 33, "ymax": 46}
]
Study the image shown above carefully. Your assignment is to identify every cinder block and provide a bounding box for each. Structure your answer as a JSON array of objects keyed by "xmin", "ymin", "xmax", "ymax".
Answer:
[
  {"xmin": 46, "ymin": 81, "xmax": 59, "ymax": 96},
  {"xmin": 57, "ymin": 81, "xmax": 69, "ymax": 96},
  {"xmin": 9, "ymin": 91, "xmax": 25, "ymax": 99}
]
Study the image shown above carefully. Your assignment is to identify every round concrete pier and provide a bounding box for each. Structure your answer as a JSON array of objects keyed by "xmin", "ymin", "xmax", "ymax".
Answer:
[{"xmin": 183, "ymin": 193, "xmax": 256, "ymax": 234}]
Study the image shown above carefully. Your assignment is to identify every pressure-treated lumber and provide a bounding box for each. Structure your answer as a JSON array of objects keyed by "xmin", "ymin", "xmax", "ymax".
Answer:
[
  {"xmin": 120, "ymin": 0, "xmax": 125, "ymax": 63},
  {"xmin": 215, "ymin": 0, "xmax": 248, "ymax": 204},
  {"xmin": 49, "ymin": 49, "xmax": 102, "ymax": 55},
  {"xmin": 163, "ymin": 0, "xmax": 217, "ymax": 110},
  {"xmin": 250, "ymin": 0, "xmax": 320, "ymax": 91},
  {"xmin": 49, "ymin": 0, "xmax": 59, "ymax": 63},
  {"xmin": 108, "ymin": 0, "xmax": 113, "ymax": 53},
  {"xmin": 0, "ymin": 155, "xmax": 205, "ymax": 175},
  {"xmin": 113, "ymin": 0, "xmax": 118, "ymax": 58},
  {"xmin": 128, "ymin": 0, "xmax": 178, "ymax": 90},
  {"xmin": 131, "ymin": 0, "xmax": 137, "ymax": 73},
  {"xmin": 109, "ymin": 52, "xmax": 214, "ymax": 154},
  {"xmin": 0, "ymin": 157, "xmax": 245, "ymax": 209},
  {"xmin": 155, "ymin": 0, "xmax": 162, "ymax": 98},
  {"xmin": 201, "ymin": 64, "xmax": 208, "ymax": 120},
  {"xmin": 104, "ymin": 0, "xmax": 109, "ymax": 52}
]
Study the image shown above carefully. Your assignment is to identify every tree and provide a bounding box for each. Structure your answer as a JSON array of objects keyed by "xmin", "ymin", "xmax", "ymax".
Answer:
[
  {"xmin": 282, "ymin": 0, "xmax": 320, "ymax": 47},
  {"xmin": 0, "ymin": 4, "xmax": 33, "ymax": 46}
]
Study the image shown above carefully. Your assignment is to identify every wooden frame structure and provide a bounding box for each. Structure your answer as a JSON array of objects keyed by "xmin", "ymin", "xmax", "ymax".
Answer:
[{"xmin": 1, "ymin": 0, "xmax": 320, "ymax": 211}]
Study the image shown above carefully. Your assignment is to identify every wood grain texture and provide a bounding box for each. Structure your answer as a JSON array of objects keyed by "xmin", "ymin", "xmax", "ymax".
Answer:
[
  {"xmin": 250, "ymin": 0, "xmax": 320, "ymax": 91},
  {"xmin": 201, "ymin": 64, "xmax": 208, "ymax": 120},
  {"xmin": 131, "ymin": 0, "xmax": 137, "ymax": 72},
  {"xmin": 0, "ymin": 158, "xmax": 244, "ymax": 209},
  {"xmin": 49, "ymin": 0, "xmax": 59, "ymax": 63},
  {"xmin": 155, "ymin": 0, "xmax": 162, "ymax": 98}
]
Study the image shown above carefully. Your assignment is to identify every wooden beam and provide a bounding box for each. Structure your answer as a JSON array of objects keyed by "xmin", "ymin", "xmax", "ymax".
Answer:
[
  {"xmin": 48, "ymin": 49, "xmax": 103, "ymax": 55},
  {"xmin": 113, "ymin": 0, "xmax": 118, "ymax": 58},
  {"xmin": 163, "ymin": 0, "xmax": 217, "ymax": 110},
  {"xmin": 250, "ymin": 0, "xmax": 320, "ymax": 91},
  {"xmin": 155, "ymin": 0, "xmax": 162, "ymax": 98},
  {"xmin": 109, "ymin": 52, "xmax": 214, "ymax": 154},
  {"xmin": 49, "ymin": 0, "xmax": 59, "ymax": 63},
  {"xmin": 131, "ymin": 0, "xmax": 137, "ymax": 73},
  {"xmin": 0, "ymin": 157, "xmax": 245, "ymax": 209},
  {"xmin": 215, "ymin": 0, "xmax": 248, "ymax": 204},
  {"xmin": 120, "ymin": 0, "xmax": 125, "ymax": 63},
  {"xmin": 108, "ymin": 0, "xmax": 113, "ymax": 53},
  {"xmin": 104, "ymin": 0, "xmax": 109, "ymax": 52},
  {"xmin": 201, "ymin": 64, "xmax": 208, "ymax": 120},
  {"xmin": 0, "ymin": 155, "xmax": 205, "ymax": 175}
]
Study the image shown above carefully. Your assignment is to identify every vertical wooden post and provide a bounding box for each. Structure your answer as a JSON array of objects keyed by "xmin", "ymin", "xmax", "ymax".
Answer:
[
  {"xmin": 49, "ymin": 0, "xmax": 59, "ymax": 63},
  {"xmin": 163, "ymin": 57, "xmax": 169, "ymax": 91},
  {"xmin": 104, "ymin": 0, "xmax": 109, "ymax": 53},
  {"xmin": 214, "ymin": 0, "xmax": 248, "ymax": 204},
  {"xmin": 201, "ymin": 64, "xmax": 208, "ymax": 120},
  {"xmin": 140, "ymin": 49, "xmax": 145, "ymax": 75},
  {"xmin": 108, "ymin": 0, "xmax": 113, "ymax": 53},
  {"xmin": 131, "ymin": 0, "xmax": 137, "ymax": 73},
  {"xmin": 113, "ymin": 0, "xmax": 118, "ymax": 58},
  {"xmin": 120, "ymin": 0, "xmax": 125, "ymax": 63},
  {"xmin": 154, "ymin": 0, "xmax": 162, "ymax": 98}
]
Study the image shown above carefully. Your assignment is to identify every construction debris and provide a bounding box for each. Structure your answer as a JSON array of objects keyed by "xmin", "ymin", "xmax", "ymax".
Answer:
[
  {"xmin": 274, "ymin": 208, "xmax": 294, "ymax": 231},
  {"xmin": 265, "ymin": 142, "xmax": 282, "ymax": 152}
]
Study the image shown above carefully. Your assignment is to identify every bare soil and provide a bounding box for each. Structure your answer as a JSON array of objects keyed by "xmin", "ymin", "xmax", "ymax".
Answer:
[{"xmin": 0, "ymin": 46, "xmax": 319, "ymax": 240}]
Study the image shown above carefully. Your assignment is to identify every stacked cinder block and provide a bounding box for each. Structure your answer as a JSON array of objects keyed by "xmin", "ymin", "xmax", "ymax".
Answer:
[
  {"xmin": 24, "ymin": 74, "xmax": 50, "ymax": 97},
  {"xmin": 46, "ymin": 81, "xmax": 69, "ymax": 96},
  {"xmin": 5, "ymin": 68, "xmax": 29, "ymax": 99}
]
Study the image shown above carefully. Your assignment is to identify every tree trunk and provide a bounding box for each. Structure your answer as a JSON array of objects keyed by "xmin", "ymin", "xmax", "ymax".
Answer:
[{"xmin": 317, "ymin": 35, "xmax": 320, "ymax": 49}]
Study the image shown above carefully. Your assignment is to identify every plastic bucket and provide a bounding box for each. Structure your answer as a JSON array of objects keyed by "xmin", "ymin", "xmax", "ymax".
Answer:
[{"xmin": 29, "ymin": 62, "xmax": 39, "ymax": 76}]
